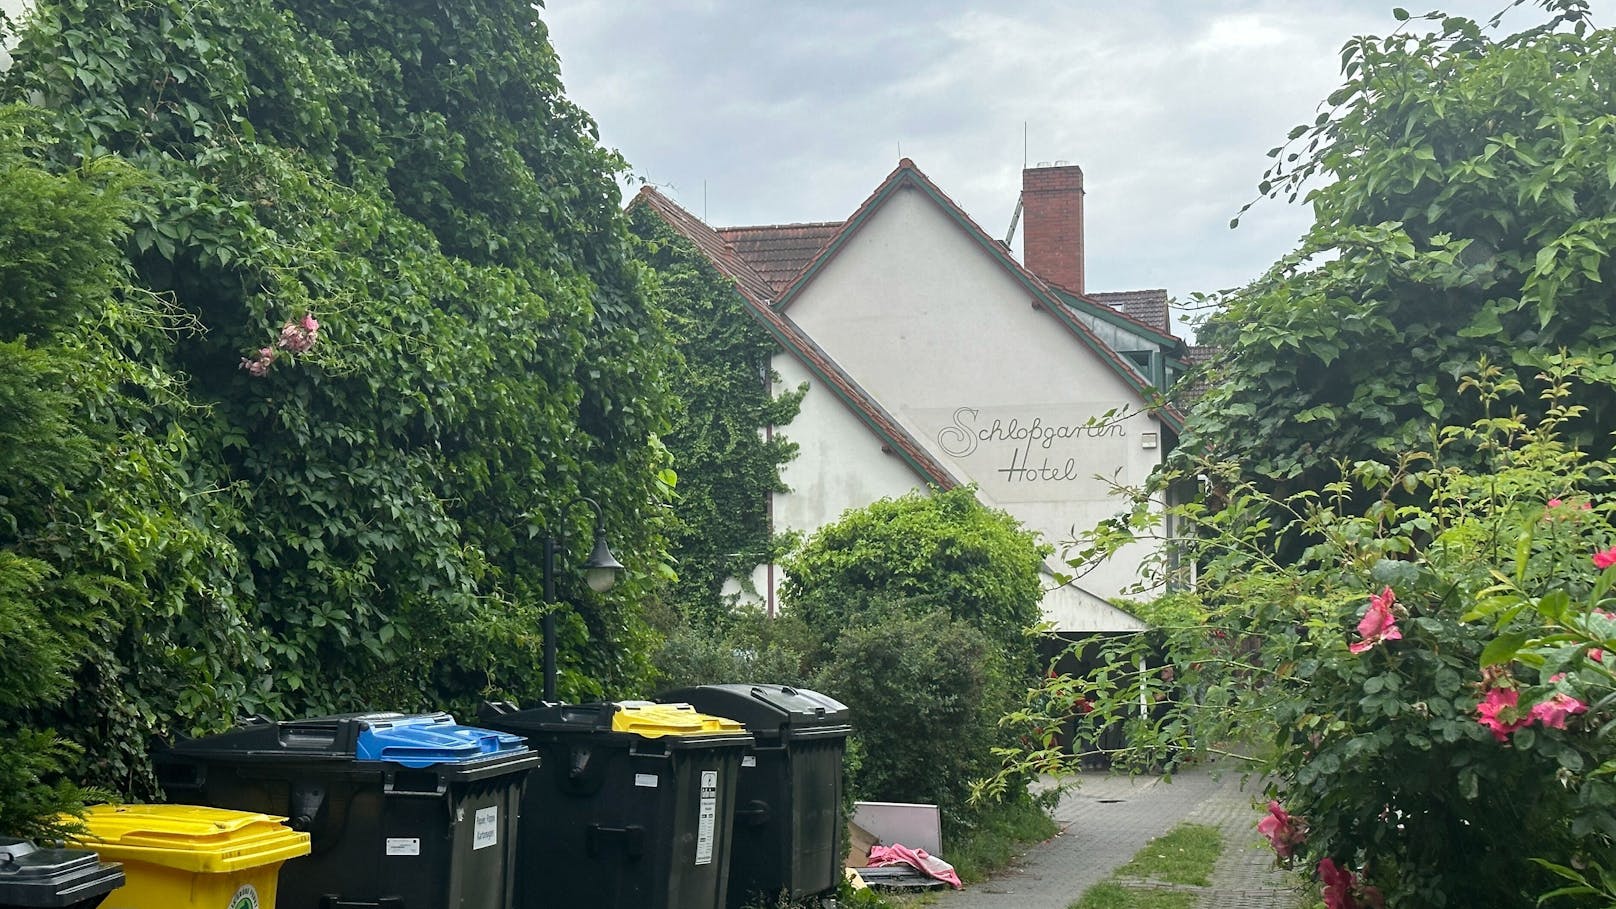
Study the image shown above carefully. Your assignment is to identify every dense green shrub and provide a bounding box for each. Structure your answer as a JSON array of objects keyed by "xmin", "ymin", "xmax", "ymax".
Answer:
[
  {"xmin": 0, "ymin": 103, "xmax": 240, "ymax": 836},
  {"xmin": 780, "ymin": 489, "xmax": 1047, "ymax": 829},
  {"xmin": 782, "ymin": 486, "xmax": 1046, "ymax": 657},
  {"xmin": 814, "ymin": 607, "xmax": 1017, "ymax": 830},
  {"xmin": 650, "ymin": 606, "xmax": 812, "ymax": 691}
]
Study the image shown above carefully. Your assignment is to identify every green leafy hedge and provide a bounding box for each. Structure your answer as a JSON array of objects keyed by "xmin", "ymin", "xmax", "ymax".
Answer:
[{"xmin": 0, "ymin": 0, "xmax": 674, "ymax": 831}]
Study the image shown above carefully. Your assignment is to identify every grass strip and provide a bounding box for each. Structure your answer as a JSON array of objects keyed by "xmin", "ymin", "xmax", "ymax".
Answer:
[
  {"xmin": 1070, "ymin": 881, "xmax": 1196, "ymax": 909},
  {"xmin": 1067, "ymin": 822, "xmax": 1224, "ymax": 909},
  {"xmin": 1114, "ymin": 822, "xmax": 1222, "ymax": 886}
]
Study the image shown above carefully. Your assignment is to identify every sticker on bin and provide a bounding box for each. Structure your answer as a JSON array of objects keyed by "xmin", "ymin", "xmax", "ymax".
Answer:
[
  {"xmin": 473, "ymin": 807, "xmax": 499, "ymax": 850},
  {"xmin": 741, "ymin": 755, "xmax": 757, "ymax": 767},
  {"xmin": 634, "ymin": 773, "xmax": 659, "ymax": 788},
  {"xmin": 695, "ymin": 770, "xmax": 718, "ymax": 866},
  {"xmin": 385, "ymin": 838, "xmax": 421, "ymax": 856},
  {"xmin": 230, "ymin": 882, "xmax": 261, "ymax": 909}
]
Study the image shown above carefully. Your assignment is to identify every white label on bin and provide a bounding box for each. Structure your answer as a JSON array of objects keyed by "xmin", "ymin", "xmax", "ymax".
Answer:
[
  {"xmin": 741, "ymin": 755, "xmax": 757, "ymax": 768},
  {"xmin": 473, "ymin": 806, "xmax": 499, "ymax": 850},
  {"xmin": 634, "ymin": 773, "xmax": 659, "ymax": 788},
  {"xmin": 228, "ymin": 883, "xmax": 260, "ymax": 909},
  {"xmin": 386, "ymin": 838, "xmax": 421, "ymax": 856},
  {"xmin": 695, "ymin": 770, "xmax": 718, "ymax": 866}
]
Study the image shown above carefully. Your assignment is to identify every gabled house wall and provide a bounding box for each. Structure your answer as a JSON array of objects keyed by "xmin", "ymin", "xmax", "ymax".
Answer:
[
  {"xmin": 636, "ymin": 158, "xmax": 1186, "ymax": 633},
  {"xmin": 777, "ymin": 183, "xmax": 1168, "ymax": 612}
]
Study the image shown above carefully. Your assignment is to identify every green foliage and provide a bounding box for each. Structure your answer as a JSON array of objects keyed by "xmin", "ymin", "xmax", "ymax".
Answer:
[
  {"xmin": 944, "ymin": 792, "xmax": 1059, "ymax": 883},
  {"xmin": 625, "ymin": 204, "xmax": 803, "ymax": 628},
  {"xmin": 782, "ymin": 489, "xmax": 1048, "ymax": 832},
  {"xmin": 814, "ymin": 608, "xmax": 1018, "ymax": 831},
  {"xmin": 0, "ymin": 101, "xmax": 207, "ymax": 835},
  {"xmin": 649, "ymin": 606, "xmax": 812, "ymax": 691},
  {"xmin": 0, "ymin": 0, "xmax": 674, "ymax": 829},
  {"xmin": 783, "ymin": 486, "xmax": 1047, "ymax": 655},
  {"xmin": 1188, "ymin": 1, "xmax": 1616, "ymax": 496},
  {"xmin": 1002, "ymin": 360, "xmax": 1616, "ymax": 907}
]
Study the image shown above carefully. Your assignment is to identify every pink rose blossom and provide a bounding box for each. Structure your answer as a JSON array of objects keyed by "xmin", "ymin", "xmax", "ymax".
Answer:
[
  {"xmin": 1477, "ymin": 687, "xmax": 1529, "ymax": 742},
  {"xmin": 1549, "ymin": 498, "xmax": 1565, "ymax": 508},
  {"xmin": 1530, "ymin": 692, "xmax": 1588, "ymax": 730},
  {"xmin": 239, "ymin": 346, "xmax": 276, "ymax": 377},
  {"xmin": 1349, "ymin": 587, "xmax": 1403, "ymax": 654},
  {"xmin": 1318, "ymin": 858, "xmax": 1358, "ymax": 909},
  {"xmin": 1595, "ymin": 546, "xmax": 1616, "ymax": 570},
  {"xmin": 1590, "ymin": 648, "xmax": 1605, "ymax": 664},
  {"xmin": 276, "ymin": 312, "xmax": 320, "ymax": 355},
  {"xmin": 1257, "ymin": 801, "xmax": 1306, "ymax": 858}
]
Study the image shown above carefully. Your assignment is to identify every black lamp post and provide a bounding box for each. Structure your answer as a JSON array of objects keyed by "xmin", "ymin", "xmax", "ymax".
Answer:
[{"xmin": 542, "ymin": 496, "xmax": 625, "ymax": 703}]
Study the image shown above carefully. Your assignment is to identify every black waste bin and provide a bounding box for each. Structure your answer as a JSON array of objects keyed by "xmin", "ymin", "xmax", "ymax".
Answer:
[
  {"xmin": 0, "ymin": 837, "xmax": 123, "ymax": 909},
  {"xmin": 478, "ymin": 700, "xmax": 751, "ymax": 909},
  {"xmin": 658, "ymin": 685, "xmax": 851, "ymax": 908},
  {"xmin": 155, "ymin": 712, "xmax": 539, "ymax": 909}
]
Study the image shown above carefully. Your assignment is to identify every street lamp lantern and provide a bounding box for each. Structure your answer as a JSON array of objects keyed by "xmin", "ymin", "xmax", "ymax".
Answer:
[
  {"xmin": 542, "ymin": 496, "xmax": 625, "ymax": 702},
  {"xmin": 583, "ymin": 531, "xmax": 625, "ymax": 593}
]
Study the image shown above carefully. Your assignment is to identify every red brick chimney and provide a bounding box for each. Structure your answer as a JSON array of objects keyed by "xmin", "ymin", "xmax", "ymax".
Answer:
[{"xmin": 1021, "ymin": 164, "xmax": 1084, "ymax": 294}]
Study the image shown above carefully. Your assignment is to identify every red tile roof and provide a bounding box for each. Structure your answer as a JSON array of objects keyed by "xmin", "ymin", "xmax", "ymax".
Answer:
[
  {"xmin": 1088, "ymin": 289, "xmax": 1171, "ymax": 333},
  {"xmin": 632, "ymin": 186, "xmax": 960, "ymax": 490},
  {"xmin": 715, "ymin": 222, "xmax": 843, "ymax": 295}
]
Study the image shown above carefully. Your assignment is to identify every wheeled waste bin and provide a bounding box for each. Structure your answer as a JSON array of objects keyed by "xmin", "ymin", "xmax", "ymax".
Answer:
[
  {"xmin": 659, "ymin": 685, "xmax": 851, "ymax": 908},
  {"xmin": 477, "ymin": 700, "xmax": 751, "ymax": 909},
  {"xmin": 0, "ymin": 836, "xmax": 124, "ymax": 909},
  {"xmin": 155, "ymin": 712, "xmax": 539, "ymax": 909},
  {"xmin": 70, "ymin": 804, "xmax": 308, "ymax": 909}
]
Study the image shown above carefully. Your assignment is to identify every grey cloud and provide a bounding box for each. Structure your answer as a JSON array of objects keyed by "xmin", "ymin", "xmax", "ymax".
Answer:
[{"xmin": 546, "ymin": 0, "xmax": 1612, "ymax": 332}]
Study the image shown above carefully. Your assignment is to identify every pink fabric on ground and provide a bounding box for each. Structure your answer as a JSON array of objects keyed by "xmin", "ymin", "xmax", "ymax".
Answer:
[{"xmin": 866, "ymin": 843, "xmax": 964, "ymax": 889}]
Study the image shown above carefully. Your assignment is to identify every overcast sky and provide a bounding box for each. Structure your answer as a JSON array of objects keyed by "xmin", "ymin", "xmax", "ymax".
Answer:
[{"xmin": 544, "ymin": 1, "xmax": 1607, "ymax": 336}]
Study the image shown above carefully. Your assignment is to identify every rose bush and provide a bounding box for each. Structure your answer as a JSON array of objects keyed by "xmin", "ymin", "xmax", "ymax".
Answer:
[{"xmin": 992, "ymin": 359, "xmax": 1616, "ymax": 907}]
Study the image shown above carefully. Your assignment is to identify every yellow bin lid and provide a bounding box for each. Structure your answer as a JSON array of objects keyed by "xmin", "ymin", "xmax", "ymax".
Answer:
[
  {"xmin": 611, "ymin": 701, "xmax": 746, "ymax": 738},
  {"xmin": 71, "ymin": 805, "xmax": 311, "ymax": 873}
]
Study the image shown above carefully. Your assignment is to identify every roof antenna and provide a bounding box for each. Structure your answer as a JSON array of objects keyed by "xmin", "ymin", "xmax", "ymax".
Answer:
[
  {"xmin": 703, "ymin": 180, "xmax": 708, "ymax": 222},
  {"xmin": 1023, "ymin": 121, "xmax": 1027, "ymax": 169}
]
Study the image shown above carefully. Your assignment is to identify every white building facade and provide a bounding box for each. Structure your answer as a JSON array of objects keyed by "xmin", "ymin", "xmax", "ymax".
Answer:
[{"xmin": 639, "ymin": 160, "xmax": 1189, "ymax": 633}]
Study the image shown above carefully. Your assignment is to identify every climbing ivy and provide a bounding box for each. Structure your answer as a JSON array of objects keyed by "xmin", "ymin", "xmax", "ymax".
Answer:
[
  {"xmin": 626, "ymin": 204, "xmax": 802, "ymax": 628},
  {"xmin": 1185, "ymin": 1, "xmax": 1616, "ymax": 496},
  {"xmin": 0, "ymin": 0, "xmax": 674, "ymax": 824}
]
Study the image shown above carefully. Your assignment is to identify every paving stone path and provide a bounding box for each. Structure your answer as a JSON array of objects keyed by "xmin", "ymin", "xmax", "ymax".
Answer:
[{"xmin": 929, "ymin": 766, "xmax": 1305, "ymax": 909}]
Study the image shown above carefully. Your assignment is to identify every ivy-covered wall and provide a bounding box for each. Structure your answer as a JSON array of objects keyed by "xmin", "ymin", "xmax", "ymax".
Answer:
[
  {"xmin": 0, "ymin": 0, "xmax": 674, "ymax": 827},
  {"xmin": 626, "ymin": 203, "xmax": 802, "ymax": 627}
]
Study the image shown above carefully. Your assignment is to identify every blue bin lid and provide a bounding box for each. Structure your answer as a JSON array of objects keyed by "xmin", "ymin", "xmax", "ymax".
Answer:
[{"xmin": 353, "ymin": 713, "xmax": 529, "ymax": 768}]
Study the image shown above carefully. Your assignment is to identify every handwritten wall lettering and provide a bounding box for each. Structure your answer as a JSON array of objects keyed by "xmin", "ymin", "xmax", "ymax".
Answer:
[
  {"xmin": 937, "ymin": 407, "xmax": 1126, "ymax": 457},
  {"xmin": 929, "ymin": 405, "xmax": 1132, "ymax": 491}
]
